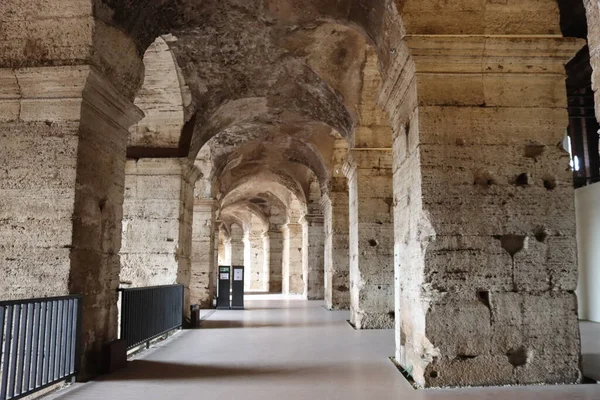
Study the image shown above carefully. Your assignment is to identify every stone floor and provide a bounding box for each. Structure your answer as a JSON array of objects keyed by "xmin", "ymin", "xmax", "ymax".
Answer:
[
  {"xmin": 49, "ymin": 294, "xmax": 600, "ymax": 400},
  {"xmin": 582, "ymin": 321, "xmax": 600, "ymax": 382}
]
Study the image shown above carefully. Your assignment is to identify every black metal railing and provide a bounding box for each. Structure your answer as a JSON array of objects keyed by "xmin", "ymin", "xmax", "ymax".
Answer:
[
  {"xmin": 119, "ymin": 285, "xmax": 183, "ymax": 350},
  {"xmin": 0, "ymin": 295, "xmax": 82, "ymax": 400}
]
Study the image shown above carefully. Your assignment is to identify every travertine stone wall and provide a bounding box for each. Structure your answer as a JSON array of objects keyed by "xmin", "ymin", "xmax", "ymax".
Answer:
[
  {"xmin": 383, "ymin": 36, "xmax": 583, "ymax": 387},
  {"xmin": 0, "ymin": 66, "xmax": 142, "ymax": 377},
  {"xmin": 213, "ymin": 227, "xmax": 220, "ymax": 277},
  {"xmin": 344, "ymin": 150, "xmax": 394, "ymax": 329},
  {"xmin": 262, "ymin": 233, "xmax": 271, "ymax": 292},
  {"xmin": 322, "ymin": 188, "xmax": 351, "ymax": 310},
  {"xmin": 243, "ymin": 229, "xmax": 252, "ymax": 287},
  {"xmin": 120, "ymin": 158, "xmax": 198, "ymax": 312},
  {"xmin": 230, "ymin": 224, "xmax": 245, "ymax": 267},
  {"xmin": 341, "ymin": 47, "xmax": 395, "ymax": 328},
  {"xmin": 269, "ymin": 226, "xmax": 284, "ymax": 293},
  {"xmin": 218, "ymin": 226, "xmax": 232, "ymax": 266},
  {"xmin": 282, "ymin": 222, "xmax": 304, "ymax": 294},
  {"xmin": 303, "ymin": 215, "xmax": 325, "ymax": 300},
  {"xmin": 323, "ymin": 138, "xmax": 351, "ymax": 310},
  {"xmin": 191, "ymin": 199, "xmax": 217, "ymax": 308},
  {"xmin": 248, "ymin": 227, "xmax": 267, "ymax": 291}
]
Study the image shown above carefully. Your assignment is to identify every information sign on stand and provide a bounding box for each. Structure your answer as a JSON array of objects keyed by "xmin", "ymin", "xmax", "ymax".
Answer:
[
  {"xmin": 231, "ymin": 266, "xmax": 245, "ymax": 310},
  {"xmin": 217, "ymin": 266, "xmax": 231, "ymax": 309}
]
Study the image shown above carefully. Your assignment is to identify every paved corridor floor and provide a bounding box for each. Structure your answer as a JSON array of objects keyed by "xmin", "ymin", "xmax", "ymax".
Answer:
[{"xmin": 51, "ymin": 295, "xmax": 600, "ymax": 400}]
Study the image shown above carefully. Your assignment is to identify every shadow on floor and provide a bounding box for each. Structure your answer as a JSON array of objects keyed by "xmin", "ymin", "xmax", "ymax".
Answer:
[
  {"xmin": 97, "ymin": 360, "xmax": 292, "ymax": 382},
  {"xmin": 583, "ymin": 354, "xmax": 600, "ymax": 381},
  {"xmin": 197, "ymin": 320, "xmax": 328, "ymax": 329}
]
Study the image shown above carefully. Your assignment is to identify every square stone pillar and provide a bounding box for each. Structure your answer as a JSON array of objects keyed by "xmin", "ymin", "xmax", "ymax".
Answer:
[
  {"xmin": 303, "ymin": 214, "xmax": 325, "ymax": 300},
  {"xmin": 218, "ymin": 230, "xmax": 232, "ymax": 266},
  {"xmin": 120, "ymin": 159, "xmax": 198, "ymax": 286},
  {"xmin": 120, "ymin": 158, "xmax": 199, "ymax": 314},
  {"xmin": 322, "ymin": 187, "xmax": 351, "ymax": 310},
  {"xmin": 269, "ymin": 226, "xmax": 284, "ymax": 293},
  {"xmin": 0, "ymin": 66, "xmax": 142, "ymax": 377},
  {"xmin": 190, "ymin": 198, "xmax": 217, "ymax": 308},
  {"xmin": 384, "ymin": 36, "xmax": 584, "ymax": 387},
  {"xmin": 262, "ymin": 232, "xmax": 271, "ymax": 292},
  {"xmin": 282, "ymin": 222, "xmax": 304, "ymax": 294},
  {"xmin": 230, "ymin": 224, "xmax": 245, "ymax": 266},
  {"xmin": 248, "ymin": 229, "xmax": 267, "ymax": 291},
  {"xmin": 344, "ymin": 149, "xmax": 394, "ymax": 329}
]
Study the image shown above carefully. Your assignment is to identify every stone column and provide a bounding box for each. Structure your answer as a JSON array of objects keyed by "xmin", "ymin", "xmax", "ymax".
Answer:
[
  {"xmin": 230, "ymin": 224, "xmax": 245, "ymax": 267},
  {"xmin": 322, "ymin": 186, "xmax": 351, "ymax": 310},
  {"xmin": 120, "ymin": 158, "xmax": 199, "ymax": 313},
  {"xmin": 262, "ymin": 232, "xmax": 271, "ymax": 292},
  {"xmin": 269, "ymin": 225, "xmax": 284, "ymax": 293},
  {"xmin": 303, "ymin": 214, "xmax": 325, "ymax": 300},
  {"xmin": 0, "ymin": 66, "xmax": 142, "ymax": 377},
  {"xmin": 344, "ymin": 150, "xmax": 394, "ymax": 329},
  {"xmin": 243, "ymin": 229, "xmax": 252, "ymax": 289},
  {"xmin": 383, "ymin": 36, "xmax": 583, "ymax": 387},
  {"xmin": 120, "ymin": 159, "xmax": 196, "ymax": 285},
  {"xmin": 282, "ymin": 222, "xmax": 304, "ymax": 294},
  {"xmin": 190, "ymin": 199, "xmax": 217, "ymax": 308},
  {"xmin": 218, "ymin": 229, "xmax": 232, "ymax": 266},
  {"xmin": 248, "ymin": 228, "xmax": 267, "ymax": 291}
]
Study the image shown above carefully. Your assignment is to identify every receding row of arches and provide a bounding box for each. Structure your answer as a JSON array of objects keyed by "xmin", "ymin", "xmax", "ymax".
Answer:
[{"xmin": 1, "ymin": 0, "xmax": 598, "ymax": 390}]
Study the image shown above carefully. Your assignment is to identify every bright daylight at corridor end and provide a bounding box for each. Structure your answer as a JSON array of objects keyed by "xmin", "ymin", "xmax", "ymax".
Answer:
[{"xmin": 2, "ymin": 0, "xmax": 600, "ymax": 399}]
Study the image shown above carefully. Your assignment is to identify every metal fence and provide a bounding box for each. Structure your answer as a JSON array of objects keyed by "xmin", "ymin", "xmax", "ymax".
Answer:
[
  {"xmin": 119, "ymin": 285, "xmax": 183, "ymax": 350},
  {"xmin": 0, "ymin": 296, "xmax": 82, "ymax": 400}
]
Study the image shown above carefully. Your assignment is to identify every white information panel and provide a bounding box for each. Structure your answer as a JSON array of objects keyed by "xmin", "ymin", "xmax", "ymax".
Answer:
[
  {"xmin": 220, "ymin": 273, "xmax": 229, "ymax": 280},
  {"xmin": 234, "ymin": 269, "xmax": 243, "ymax": 281}
]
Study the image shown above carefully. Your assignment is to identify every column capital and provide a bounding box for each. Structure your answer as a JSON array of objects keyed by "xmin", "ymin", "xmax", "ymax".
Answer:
[
  {"xmin": 125, "ymin": 158, "xmax": 199, "ymax": 179},
  {"xmin": 301, "ymin": 214, "xmax": 324, "ymax": 226},
  {"xmin": 404, "ymin": 35, "xmax": 584, "ymax": 74},
  {"xmin": 344, "ymin": 149, "xmax": 393, "ymax": 179},
  {"xmin": 194, "ymin": 197, "xmax": 217, "ymax": 207},
  {"xmin": 0, "ymin": 66, "xmax": 143, "ymax": 126}
]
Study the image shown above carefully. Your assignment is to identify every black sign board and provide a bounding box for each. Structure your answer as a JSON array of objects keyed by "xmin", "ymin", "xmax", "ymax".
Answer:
[
  {"xmin": 217, "ymin": 266, "xmax": 231, "ymax": 309},
  {"xmin": 231, "ymin": 266, "xmax": 245, "ymax": 310}
]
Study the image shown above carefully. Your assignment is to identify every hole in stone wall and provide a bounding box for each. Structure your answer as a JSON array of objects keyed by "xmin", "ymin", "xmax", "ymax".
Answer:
[
  {"xmin": 369, "ymin": 239, "xmax": 379, "ymax": 247},
  {"xmin": 496, "ymin": 235, "xmax": 528, "ymax": 257},
  {"xmin": 455, "ymin": 354, "xmax": 478, "ymax": 361},
  {"xmin": 473, "ymin": 170, "xmax": 496, "ymax": 187},
  {"xmin": 525, "ymin": 144, "xmax": 545, "ymax": 159},
  {"xmin": 430, "ymin": 371, "xmax": 439, "ymax": 378},
  {"xmin": 388, "ymin": 311, "xmax": 395, "ymax": 320},
  {"xmin": 533, "ymin": 226, "xmax": 549, "ymax": 243},
  {"xmin": 514, "ymin": 173, "xmax": 531, "ymax": 186},
  {"xmin": 506, "ymin": 346, "xmax": 531, "ymax": 367},
  {"xmin": 166, "ymin": 238, "xmax": 175, "ymax": 242},
  {"xmin": 476, "ymin": 290, "xmax": 491, "ymax": 310},
  {"xmin": 98, "ymin": 197, "xmax": 107, "ymax": 212},
  {"xmin": 543, "ymin": 176, "xmax": 558, "ymax": 190}
]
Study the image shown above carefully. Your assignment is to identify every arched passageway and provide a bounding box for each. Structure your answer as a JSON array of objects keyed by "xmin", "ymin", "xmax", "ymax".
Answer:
[{"xmin": 2, "ymin": 0, "xmax": 600, "ymax": 394}]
